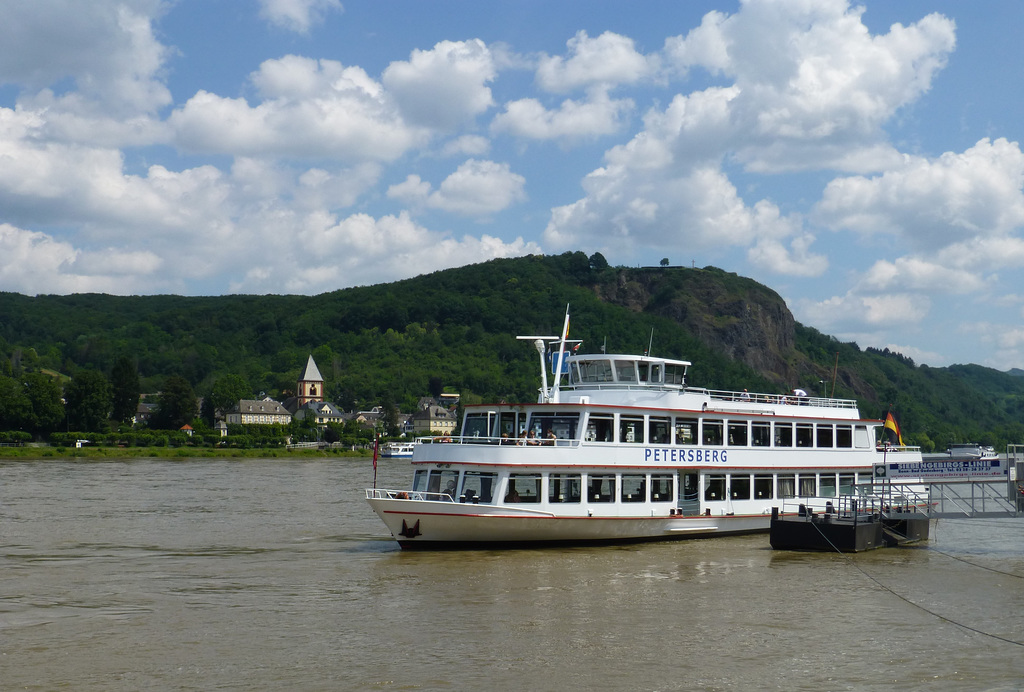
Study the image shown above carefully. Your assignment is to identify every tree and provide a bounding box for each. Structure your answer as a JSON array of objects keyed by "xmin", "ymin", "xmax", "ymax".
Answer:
[
  {"xmin": 209, "ymin": 374, "xmax": 251, "ymax": 417},
  {"xmin": 660, "ymin": 258, "xmax": 670, "ymax": 267},
  {"xmin": 589, "ymin": 252, "xmax": 609, "ymax": 271},
  {"xmin": 383, "ymin": 400, "xmax": 400, "ymax": 437},
  {"xmin": 64, "ymin": 369, "xmax": 113, "ymax": 432},
  {"xmin": 110, "ymin": 356, "xmax": 140, "ymax": 424},
  {"xmin": 22, "ymin": 372, "xmax": 65, "ymax": 435},
  {"xmin": 150, "ymin": 375, "xmax": 197, "ymax": 430},
  {"xmin": 0, "ymin": 375, "xmax": 29, "ymax": 431}
]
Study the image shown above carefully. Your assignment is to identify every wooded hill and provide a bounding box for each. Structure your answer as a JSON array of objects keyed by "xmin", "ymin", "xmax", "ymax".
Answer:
[{"xmin": 1, "ymin": 251, "xmax": 1022, "ymax": 451}]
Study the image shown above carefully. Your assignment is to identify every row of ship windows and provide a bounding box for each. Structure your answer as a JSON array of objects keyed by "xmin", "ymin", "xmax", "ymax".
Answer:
[
  {"xmin": 413, "ymin": 469, "xmax": 875, "ymax": 505},
  {"xmin": 468, "ymin": 412, "xmax": 873, "ymax": 448}
]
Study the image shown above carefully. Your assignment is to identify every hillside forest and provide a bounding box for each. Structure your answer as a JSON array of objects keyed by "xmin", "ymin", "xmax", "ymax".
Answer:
[{"xmin": 1, "ymin": 252, "xmax": 1023, "ymax": 451}]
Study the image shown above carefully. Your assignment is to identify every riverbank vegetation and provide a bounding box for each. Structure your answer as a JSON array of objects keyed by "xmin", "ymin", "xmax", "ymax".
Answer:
[{"xmin": 2, "ymin": 252, "xmax": 1023, "ymax": 452}]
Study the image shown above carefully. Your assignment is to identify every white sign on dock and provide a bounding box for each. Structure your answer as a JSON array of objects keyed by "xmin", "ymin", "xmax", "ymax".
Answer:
[{"xmin": 874, "ymin": 457, "xmax": 1007, "ymax": 481}]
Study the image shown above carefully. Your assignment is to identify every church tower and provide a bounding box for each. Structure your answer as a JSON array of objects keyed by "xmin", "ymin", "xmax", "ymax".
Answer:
[{"xmin": 297, "ymin": 354, "xmax": 325, "ymax": 407}]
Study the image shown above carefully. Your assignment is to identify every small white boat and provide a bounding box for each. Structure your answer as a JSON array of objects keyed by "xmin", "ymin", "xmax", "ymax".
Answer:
[
  {"xmin": 366, "ymin": 311, "xmax": 922, "ymax": 548},
  {"xmin": 380, "ymin": 442, "xmax": 415, "ymax": 458}
]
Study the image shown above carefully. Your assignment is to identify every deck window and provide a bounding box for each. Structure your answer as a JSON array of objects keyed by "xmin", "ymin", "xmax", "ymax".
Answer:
[
  {"xmin": 819, "ymin": 474, "xmax": 837, "ymax": 498},
  {"xmin": 702, "ymin": 419, "xmax": 724, "ymax": 446},
  {"xmin": 649, "ymin": 417, "xmax": 671, "ymax": 444},
  {"xmin": 462, "ymin": 412, "xmax": 494, "ymax": 439},
  {"xmin": 774, "ymin": 423, "xmax": 793, "ymax": 447},
  {"xmin": 529, "ymin": 412, "xmax": 580, "ymax": 442},
  {"xmin": 619, "ymin": 416, "xmax": 644, "ymax": 443},
  {"xmin": 777, "ymin": 474, "xmax": 796, "ymax": 498},
  {"xmin": 816, "ymin": 424, "xmax": 834, "ymax": 448},
  {"xmin": 621, "ymin": 474, "xmax": 646, "ymax": 502},
  {"xmin": 839, "ymin": 473, "xmax": 856, "ymax": 495},
  {"xmin": 650, "ymin": 474, "xmax": 674, "ymax": 502},
  {"xmin": 796, "ymin": 424, "xmax": 813, "ymax": 448},
  {"xmin": 463, "ymin": 471, "xmax": 497, "ymax": 503},
  {"xmin": 548, "ymin": 473, "xmax": 582, "ymax": 503},
  {"xmin": 754, "ymin": 475, "xmax": 773, "ymax": 499},
  {"xmin": 728, "ymin": 421, "xmax": 748, "ymax": 446},
  {"xmin": 854, "ymin": 425, "xmax": 871, "ymax": 448},
  {"xmin": 506, "ymin": 473, "xmax": 541, "ymax": 503},
  {"xmin": 836, "ymin": 425, "xmax": 853, "ymax": 448},
  {"xmin": 586, "ymin": 414, "xmax": 614, "ymax": 442},
  {"xmin": 675, "ymin": 418, "xmax": 698, "ymax": 445},
  {"xmin": 588, "ymin": 474, "xmax": 616, "ymax": 502},
  {"xmin": 730, "ymin": 474, "xmax": 751, "ymax": 500},
  {"xmin": 415, "ymin": 469, "xmax": 459, "ymax": 498},
  {"xmin": 704, "ymin": 474, "xmax": 726, "ymax": 501},
  {"xmin": 752, "ymin": 422, "xmax": 770, "ymax": 447},
  {"xmin": 798, "ymin": 474, "xmax": 817, "ymax": 497}
]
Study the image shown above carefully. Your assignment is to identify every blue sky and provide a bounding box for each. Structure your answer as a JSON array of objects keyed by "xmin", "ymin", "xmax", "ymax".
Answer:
[{"xmin": 2, "ymin": 1, "xmax": 1024, "ymax": 372}]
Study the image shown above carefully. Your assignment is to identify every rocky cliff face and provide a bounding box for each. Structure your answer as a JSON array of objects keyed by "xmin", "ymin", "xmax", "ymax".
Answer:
[{"xmin": 593, "ymin": 266, "xmax": 799, "ymax": 386}]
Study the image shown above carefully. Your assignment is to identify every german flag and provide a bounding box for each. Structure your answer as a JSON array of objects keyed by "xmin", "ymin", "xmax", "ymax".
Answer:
[{"xmin": 883, "ymin": 411, "xmax": 904, "ymax": 446}]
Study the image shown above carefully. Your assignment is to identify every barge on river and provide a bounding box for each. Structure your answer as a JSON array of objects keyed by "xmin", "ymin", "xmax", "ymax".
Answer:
[{"xmin": 366, "ymin": 315, "xmax": 922, "ymax": 548}]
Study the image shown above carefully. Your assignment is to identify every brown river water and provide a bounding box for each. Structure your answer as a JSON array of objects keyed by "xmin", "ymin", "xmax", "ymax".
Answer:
[{"xmin": 2, "ymin": 458, "xmax": 1023, "ymax": 691}]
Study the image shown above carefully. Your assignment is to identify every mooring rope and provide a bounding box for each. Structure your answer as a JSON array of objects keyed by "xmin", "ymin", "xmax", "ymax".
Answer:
[{"xmin": 807, "ymin": 518, "xmax": 1024, "ymax": 648}]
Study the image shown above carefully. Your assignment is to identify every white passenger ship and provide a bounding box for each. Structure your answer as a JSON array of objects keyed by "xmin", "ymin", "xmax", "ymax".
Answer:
[{"xmin": 366, "ymin": 319, "xmax": 922, "ymax": 548}]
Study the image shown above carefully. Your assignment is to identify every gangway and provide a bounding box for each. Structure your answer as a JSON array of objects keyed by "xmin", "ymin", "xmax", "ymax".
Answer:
[{"xmin": 872, "ymin": 450, "xmax": 1023, "ymax": 519}]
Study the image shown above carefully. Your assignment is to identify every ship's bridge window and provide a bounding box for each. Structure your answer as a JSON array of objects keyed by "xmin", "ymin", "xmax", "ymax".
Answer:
[
  {"xmin": 506, "ymin": 473, "xmax": 541, "ymax": 503},
  {"xmin": 836, "ymin": 425, "xmax": 853, "ymax": 448},
  {"xmin": 528, "ymin": 412, "xmax": 579, "ymax": 441},
  {"xmin": 588, "ymin": 474, "xmax": 617, "ymax": 502},
  {"xmin": 462, "ymin": 471, "xmax": 497, "ymax": 503},
  {"xmin": 651, "ymin": 474, "xmax": 674, "ymax": 502},
  {"xmin": 702, "ymin": 419, "xmax": 724, "ymax": 446},
  {"xmin": 621, "ymin": 474, "xmax": 646, "ymax": 502},
  {"xmin": 549, "ymin": 473, "xmax": 582, "ymax": 503},
  {"xmin": 752, "ymin": 422, "xmax": 770, "ymax": 447},
  {"xmin": 615, "ymin": 360, "xmax": 637, "ymax": 383},
  {"xmin": 648, "ymin": 362, "xmax": 663, "ymax": 383},
  {"xmin": 649, "ymin": 417, "xmax": 670, "ymax": 444},
  {"xmin": 619, "ymin": 416, "xmax": 644, "ymax": 443},
  {"xmin": 586, "ymin": 414, "xmax": 614, "ymax": 442},
  {"xmin": 664, "ymin": 363, "xmax": 686, "ymax": 386},
  {"xmin": 675, "ymin": 418, "xmax": 698, "ymax": 445},
  {"xmin": 854, "ymin": 425, "xmax": 871, "ymax": 448},
  {"xmin": 575, "ymin": 359, "xmax": 613, "ymax": 383},
  {"xmin": 704, "ymin": 474, "xmax": 726, "ymax": 501}
]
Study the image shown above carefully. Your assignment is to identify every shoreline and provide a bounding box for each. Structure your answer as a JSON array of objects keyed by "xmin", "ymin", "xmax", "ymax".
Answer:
[{"xmin": 0, "ymin": 446, "xmax": 372, "ymax": 460}]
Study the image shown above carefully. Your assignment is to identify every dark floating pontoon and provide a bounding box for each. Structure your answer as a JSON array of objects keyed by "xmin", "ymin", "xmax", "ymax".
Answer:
[{"xmin": 769, "ymin": 496, "xmax": 929, "ymax": 552}]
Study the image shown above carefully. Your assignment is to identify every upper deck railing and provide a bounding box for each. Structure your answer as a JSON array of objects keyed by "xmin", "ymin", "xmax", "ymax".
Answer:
[{"xmin": 563, "ymin": 379, "xmax": 859, "ymax": 409}]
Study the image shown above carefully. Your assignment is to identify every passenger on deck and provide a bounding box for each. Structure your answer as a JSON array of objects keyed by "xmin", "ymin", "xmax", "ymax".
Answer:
[
  {"xmin": 444, "ymin": 480, "xmax": 457, "ymax": 499},
  {"xmin": 505, "ymin": 486, "xmax": 521, "ymax": 502},
  {"xmin": 545, "ymin": 430, "xmax": 557, "ymax": 445},
  {"xmin": 526, "ymin": 430, "xmax": 539, "ymax": 445}
]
